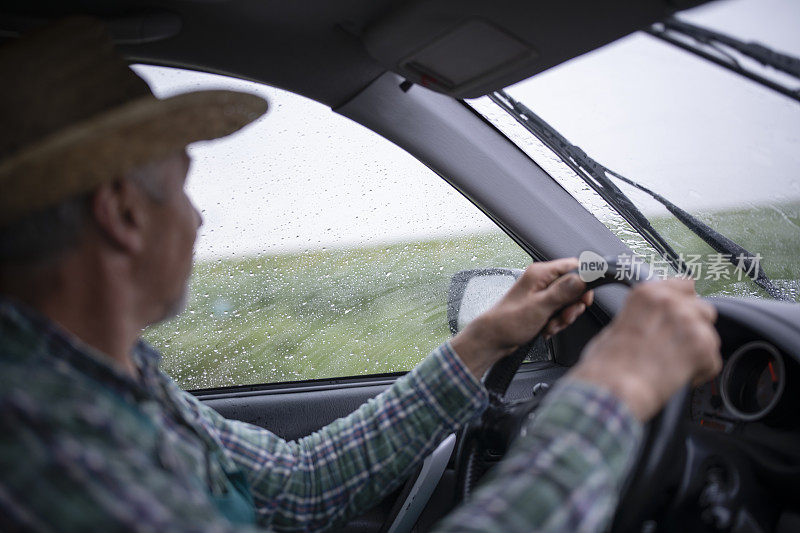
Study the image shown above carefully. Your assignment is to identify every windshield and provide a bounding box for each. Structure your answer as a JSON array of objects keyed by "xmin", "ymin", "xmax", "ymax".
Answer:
[{"xmin": 470, "ymin": 0, "xmax": 800, "ymax": 302}]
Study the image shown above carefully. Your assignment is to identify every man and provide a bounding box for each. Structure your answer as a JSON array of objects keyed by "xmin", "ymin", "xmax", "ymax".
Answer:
[{"xmin": 0, "ymin": 18, "xmax": 721, "ymax": 532}]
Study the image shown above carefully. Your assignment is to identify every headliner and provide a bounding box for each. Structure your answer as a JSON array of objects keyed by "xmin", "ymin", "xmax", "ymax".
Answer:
[{"xmin": 0, "ymin": 0, "xmax": 711, "ymax": 107}]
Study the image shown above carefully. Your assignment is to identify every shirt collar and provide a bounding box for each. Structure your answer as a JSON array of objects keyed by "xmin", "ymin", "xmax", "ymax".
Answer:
[{"xmin": 0, "ymin": 295, "xmax": 162, "ymax": 400}]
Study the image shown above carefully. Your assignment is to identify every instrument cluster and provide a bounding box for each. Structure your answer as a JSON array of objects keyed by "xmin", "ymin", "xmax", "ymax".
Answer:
[{"xmin": 690, "ymin": 341, "xmax": 792, "ymax": 431}]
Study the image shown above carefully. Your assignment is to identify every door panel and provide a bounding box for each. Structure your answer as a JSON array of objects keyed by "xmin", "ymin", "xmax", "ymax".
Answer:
[
  {"xmin": 196, "ymin": 362, "xmax": 569, "ymax": 531},
  {"xmin": 200, "ymin": 381, "xmax": 391, "ymax": 441}
]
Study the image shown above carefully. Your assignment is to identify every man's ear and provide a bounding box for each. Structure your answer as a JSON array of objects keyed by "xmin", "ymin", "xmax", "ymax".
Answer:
[{"xmin": 91, "ymin": 179, "xmax": 148, "ymax": 254}]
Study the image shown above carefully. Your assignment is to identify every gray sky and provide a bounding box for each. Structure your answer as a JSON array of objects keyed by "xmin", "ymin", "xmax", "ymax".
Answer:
[
  {"xmin": 134, "ymin": 0, "xmax": 800, "ymax": 259},
  {"xmin": 134, "ymin": 65, "xmax": 496, "ymax": 259}
]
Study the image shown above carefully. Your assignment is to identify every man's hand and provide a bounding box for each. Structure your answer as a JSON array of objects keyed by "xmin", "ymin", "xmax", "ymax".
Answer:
[
  {"xmin": 451, "ymin": 258, "xmax": 593, "ymax": 380},
  {"xmin": 570, "ymin": 278, "xmax": 722, "ymax": 421}
]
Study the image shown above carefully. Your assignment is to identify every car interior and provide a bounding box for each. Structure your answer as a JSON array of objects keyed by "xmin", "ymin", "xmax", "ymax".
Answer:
[{"xmin": 2, "ymin": 1, "xmax": 799, "ymax": 531}]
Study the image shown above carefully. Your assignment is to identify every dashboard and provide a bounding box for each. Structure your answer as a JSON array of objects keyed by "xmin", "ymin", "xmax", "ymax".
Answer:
[
  {"xmin": 656, "ymin": 298, "xmax": 800, "ymax": 530},
  {"xmin": 689, "ymin": 299, "xmax": 800, "ymax": 455},
  {"xmin": 690, "ymin": 339, "xmax": 796, "ymax": 433}
]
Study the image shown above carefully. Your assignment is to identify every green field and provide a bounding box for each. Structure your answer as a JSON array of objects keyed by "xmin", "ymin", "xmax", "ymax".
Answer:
[
  {"xmin": 145, "ymin": 232, "xmax": 531, "ymax": 390},
  {"xmin": 650, "ymin": 202, "xmax": 800, "ymax": 300},
  {"xmin": 145, "ymin": 203, "xmax": 800, "ymax": 390}
]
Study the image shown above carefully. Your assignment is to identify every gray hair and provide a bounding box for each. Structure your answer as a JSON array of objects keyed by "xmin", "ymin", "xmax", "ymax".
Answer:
[
  {"xmin": 126, "ymin": 159, "xmax": 168, "ymax": 203},
  {"xmin": 0, "ymin": 164, "xmax": 166, "ymax": 264}
]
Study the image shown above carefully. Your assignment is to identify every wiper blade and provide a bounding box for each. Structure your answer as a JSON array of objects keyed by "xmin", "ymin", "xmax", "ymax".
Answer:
[
  {"xmin": 603, "ymin": 169, "xmax": 788, "ymax": 300},
  {"xmin": 491, "ymin": 89, "xmax": 790, "ymax": 300},
  {"xmin": 645, "ymin": 17, "xmax": 800, "ymax": 104},
  {"xmin": 491, "ymin": 90, "xmax": 689, "ymax": 276}
]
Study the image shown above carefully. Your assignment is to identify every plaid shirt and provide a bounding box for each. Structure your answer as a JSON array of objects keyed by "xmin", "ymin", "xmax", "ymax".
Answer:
[{"xmin": 0, "ymin": 298, "xmax": 641, "ymax": 532}]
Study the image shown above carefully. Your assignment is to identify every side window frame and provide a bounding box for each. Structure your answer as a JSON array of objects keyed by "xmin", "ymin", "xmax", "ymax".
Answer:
[{"xmin": 136, "ymin": 64, "xmax": 546, "ymax": 390}]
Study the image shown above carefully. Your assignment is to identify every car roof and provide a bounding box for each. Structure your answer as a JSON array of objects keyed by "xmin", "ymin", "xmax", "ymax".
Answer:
[{"xmin": 1, "ymin": 0, "xmax": 712, "ymax": 106}]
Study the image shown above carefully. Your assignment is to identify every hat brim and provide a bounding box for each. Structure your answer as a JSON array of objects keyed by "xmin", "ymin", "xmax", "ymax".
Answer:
[{"xmin": 0, "ymin": 89, "xmax": 268, "ymax": 225}]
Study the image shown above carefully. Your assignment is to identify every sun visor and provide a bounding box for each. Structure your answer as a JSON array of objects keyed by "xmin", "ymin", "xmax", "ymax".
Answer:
[{"xmin": 363, "ymin": 0, "xmax": 712, "ymax": 99}]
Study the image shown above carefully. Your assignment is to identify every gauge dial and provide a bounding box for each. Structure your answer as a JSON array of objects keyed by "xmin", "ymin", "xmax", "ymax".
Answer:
[
  {"xmin": 691, "ymin": 378, "xmax": 723, "ymax": 419},
  {"xmin": 720, "ymin": 341, "xmax": 785, "ymax": 422},
  {"xmin": 691, "ymin": 376, "xmax": 735, "ymax": 431}
]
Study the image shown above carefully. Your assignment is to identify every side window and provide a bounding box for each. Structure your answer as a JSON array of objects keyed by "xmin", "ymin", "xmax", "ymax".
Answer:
[{"xmin": 137, "ymin": 65, "xmax": 536, "ymax": 389}]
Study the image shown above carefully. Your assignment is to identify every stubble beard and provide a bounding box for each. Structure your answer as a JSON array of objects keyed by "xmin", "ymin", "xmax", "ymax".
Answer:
[{"xmin": 162, "ymin": 281, "xmax": 190, "ymax": 322}]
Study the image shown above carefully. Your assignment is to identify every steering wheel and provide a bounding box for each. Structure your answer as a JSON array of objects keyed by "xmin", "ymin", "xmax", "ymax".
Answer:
[{"xmin": 455, "ymin": 265, "xmax": 690, "ymax": 531}]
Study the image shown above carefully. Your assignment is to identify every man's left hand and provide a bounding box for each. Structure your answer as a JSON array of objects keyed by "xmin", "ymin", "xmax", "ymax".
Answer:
[{"xmin": 451, "ymin": 258, "xmax": 592, "ymax": 379}]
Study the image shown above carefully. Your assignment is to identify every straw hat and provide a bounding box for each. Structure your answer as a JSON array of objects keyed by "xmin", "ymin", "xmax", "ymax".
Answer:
[{"xmin": 0, "ymin": 17, "xmax": 268, "ymax": 227}]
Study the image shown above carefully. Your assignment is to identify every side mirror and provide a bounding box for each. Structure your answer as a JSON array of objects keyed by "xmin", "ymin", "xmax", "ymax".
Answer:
[
  {"xmin": 447, "ymin": 268, "xmax": 521, "ymax": 334},
  {"xmin": 447, "ymin": 268, "xmax": 551, "ymax": 364}
]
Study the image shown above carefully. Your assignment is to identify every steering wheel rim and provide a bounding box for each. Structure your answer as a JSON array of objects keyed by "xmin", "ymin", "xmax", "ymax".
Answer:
[
  {"xmin": 455, "ymin": 333, "xmax": 551, "ymax": 500},
  {"xmin": 455, "ymin": 333, "xmax": 690, "ymax": 531},
  {"xmin": 610, "ymin": 385, "xmax": 689, "ymax": 531}
]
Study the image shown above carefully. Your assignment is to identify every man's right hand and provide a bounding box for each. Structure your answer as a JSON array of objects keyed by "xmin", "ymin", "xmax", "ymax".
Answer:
[{"xmin": 569, "ymin": 278, "xmax": 722, "ymax": 422}]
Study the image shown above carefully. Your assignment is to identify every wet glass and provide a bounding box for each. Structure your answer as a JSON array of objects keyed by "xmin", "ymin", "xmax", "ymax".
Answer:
[
  {"xmin": 136, "ymin": 65, "xmax": 533, "ymax": 390},
  {"xmin": 470, "ymin": 0, "xmax": 800, "ymax": 301}
]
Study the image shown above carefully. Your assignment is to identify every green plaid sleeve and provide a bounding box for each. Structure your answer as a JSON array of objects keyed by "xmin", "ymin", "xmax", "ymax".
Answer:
[
  {"xmin": 186, "ymin": 341, "xmax": 488, "ymax": 531},
  {"xmin": 435, "ymin": 379, "xmax": 644, "ymax": 533}
]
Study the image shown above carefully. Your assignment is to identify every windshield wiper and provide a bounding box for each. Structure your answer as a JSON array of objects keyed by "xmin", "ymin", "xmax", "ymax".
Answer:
[
  {"xmin": 491, "ymin": 89, "xmax": 790, "ymax": 300},
  {"xmin": 602, "ymin": 168, "xmax": 789, "ymax": 300},
  {"xmin": 491, "ymin": 90, "xmax": 689, "ymax": 276},
  {"xmin": 645, "ymin": 17, "xmax": 800, "ymax": 105}
]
